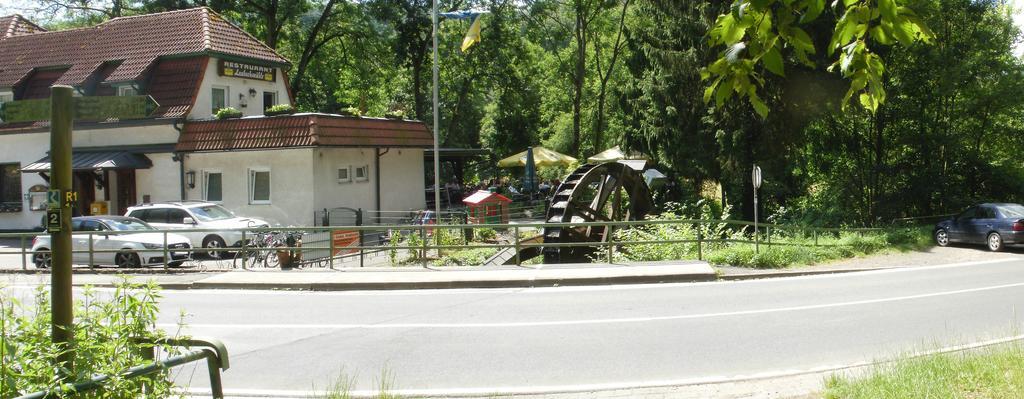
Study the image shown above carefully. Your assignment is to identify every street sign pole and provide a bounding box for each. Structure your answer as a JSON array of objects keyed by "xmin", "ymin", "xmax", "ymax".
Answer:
[
  {"xmin": 752, "ymin": 165, "xmax": 762, "ymax": 254},
  {"xmin": 50, "ymin": 85, "xmax": 74, "ymax": 379}
]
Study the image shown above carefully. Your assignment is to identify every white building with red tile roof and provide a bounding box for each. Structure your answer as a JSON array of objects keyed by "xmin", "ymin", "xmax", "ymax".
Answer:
[{"xmin": 0, "ymin": 8, "xmax": 430, "ymax": 230}]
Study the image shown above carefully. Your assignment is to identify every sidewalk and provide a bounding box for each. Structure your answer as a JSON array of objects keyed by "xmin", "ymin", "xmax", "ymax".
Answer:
[{"xmin": 0, "ymin": 261, "xmax": 717, "ymax": 291}]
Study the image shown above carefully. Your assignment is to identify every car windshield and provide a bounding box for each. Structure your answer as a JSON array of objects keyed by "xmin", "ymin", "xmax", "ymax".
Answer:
[
  {"xmin": 104, "ymin": 218, "xmax": 154, "ymax": 231},
  {"xmin": 998, "ymin": 204, "xmax": 1024, "ymax": 218},
  {"xmin": 189, "ymin": 204, "xmax": 234, "ymax": 221}
]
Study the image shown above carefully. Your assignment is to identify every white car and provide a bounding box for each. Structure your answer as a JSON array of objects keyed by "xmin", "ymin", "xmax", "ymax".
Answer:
[
  {"xmin": 125, "ymin": 201, "xmax": 269, "ymax": 258},
  {"xmin": 31, "ymin": 216, "xmax": 192, "ymax": 268}
]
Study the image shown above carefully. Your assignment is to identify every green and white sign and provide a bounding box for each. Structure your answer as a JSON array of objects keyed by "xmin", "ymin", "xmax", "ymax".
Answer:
[
  {"xmin": 47, "ymin": 189, "xmax": 61, "ymax": 209},
  {"xmin": 0, "ymin": 95, "xmax": 159, "ymax": 123}
]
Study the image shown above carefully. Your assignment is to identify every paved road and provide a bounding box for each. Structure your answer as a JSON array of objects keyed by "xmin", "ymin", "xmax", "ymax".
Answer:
[
  {"xmin": 145, "ymin": 258, "xmax": 1024, "ymax": 397},
  {"xmin": 4, "ymin": 257, "xmax": 1023, "ymax": 397}
]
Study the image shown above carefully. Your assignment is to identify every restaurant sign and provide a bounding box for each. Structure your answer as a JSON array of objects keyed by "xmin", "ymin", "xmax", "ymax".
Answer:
[{"xmin": 218, "ymin": 60, "xmax": 276, "ymax": 82}]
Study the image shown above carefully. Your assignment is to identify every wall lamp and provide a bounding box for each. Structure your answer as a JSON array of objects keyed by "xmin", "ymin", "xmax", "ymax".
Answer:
[
  {"xmin": 249, "ymin": 88, "xmax": 257, "ymax": 97},
  {"xmin": 186, "ymin": 170, "xmax": 196, "ymax": 189}
]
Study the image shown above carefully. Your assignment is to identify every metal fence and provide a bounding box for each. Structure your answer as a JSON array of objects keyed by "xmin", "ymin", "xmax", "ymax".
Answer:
[{"xmin": 0, "ymin": 217, "xmax": 913, "ymax": 270}]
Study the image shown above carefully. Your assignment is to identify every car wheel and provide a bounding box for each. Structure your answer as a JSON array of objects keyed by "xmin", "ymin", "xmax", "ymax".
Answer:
[
  {"xmin": 33, "ymin": 250, "xmax": 52, "ymax": 269},
  {"xmin": 934, "ymin": 229, "xmax": 950, "ymax": 247},
  {"xmin": 987, "ymin": 232, "xmax": 1004, "ymax": 252},
  {"xmin": 115, "ymin": 251, "xmax": 141, "ymax": 268},
  {"xmin": 203, "ymin": 235, "xmax": 228, "ymax": 259}
]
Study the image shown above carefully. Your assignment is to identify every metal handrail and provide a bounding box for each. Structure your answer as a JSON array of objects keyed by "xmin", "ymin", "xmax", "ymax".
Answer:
[
  {"xmin": 13, "ymin": 337, "xmax": 229, "ymax": 399},
  {"xmin": 0, "ymin": 218, "xmax": 911, "ymax": 269}
]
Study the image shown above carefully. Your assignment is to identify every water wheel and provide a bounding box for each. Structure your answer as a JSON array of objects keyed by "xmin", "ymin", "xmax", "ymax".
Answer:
[{"xmin": 543, "ymin": 161, "xmax": 653, "ymax": 263}]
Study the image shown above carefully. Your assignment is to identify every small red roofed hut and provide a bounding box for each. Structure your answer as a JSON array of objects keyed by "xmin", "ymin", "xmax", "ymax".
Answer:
[{"xmin": 464, "ymin": 190, "xmax": 512, "ymax": 224}]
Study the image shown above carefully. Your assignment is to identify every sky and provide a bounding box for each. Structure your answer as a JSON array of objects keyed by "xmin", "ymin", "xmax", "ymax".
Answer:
[{"xmin": 3, "ymin": 0, "xmax": 1024, "ymax": 55}]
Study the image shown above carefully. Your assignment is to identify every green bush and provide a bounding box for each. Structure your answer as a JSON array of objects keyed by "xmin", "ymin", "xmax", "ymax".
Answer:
[
  {"xmin": 474, "ymin": 228, "xmax": 497, "ymax": 242},
  {"xmin": 214, "ymin": 107, "xmax": 242, "ymax": 119},
  {"xmin": 1, "ymin": 279, "xmax": 185, "ymax": 397},
  {"xmin": 436, "ymin": 248, "xmax": 498, "ymax": 266}
]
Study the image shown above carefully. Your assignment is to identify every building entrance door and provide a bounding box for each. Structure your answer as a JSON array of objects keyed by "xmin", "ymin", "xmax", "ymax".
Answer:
[
  {"xmin": 116, "ymin": 170, "xmax": 137, "ymax": 216},
  {"xmin": 72, "ymin": 172, "xmax": 96, "ymax": 216}
]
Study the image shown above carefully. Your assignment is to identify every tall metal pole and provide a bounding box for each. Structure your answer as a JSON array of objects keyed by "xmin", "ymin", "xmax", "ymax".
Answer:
[
  {"xmin": 431, "ymin": 0, "xmax": 441, "ymax": 218},
  {"xmin": 50, "ymin": 85, "xmax": 74, "ymax": 378}
]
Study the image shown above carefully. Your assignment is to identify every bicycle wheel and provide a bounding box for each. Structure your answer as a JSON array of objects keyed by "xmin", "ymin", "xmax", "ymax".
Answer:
[
  {"xmin": 232, "ymin": 246, "xmax": 262, "ymax": 268},
  {"xmin": 263, "ymin": 247, "xmax": 282, "ymax": 268}
]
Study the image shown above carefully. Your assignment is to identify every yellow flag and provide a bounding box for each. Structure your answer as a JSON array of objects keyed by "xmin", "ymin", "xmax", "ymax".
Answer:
[{"xmin": 461, "ymin": 15, "xmax": 482, "ymax": 52}]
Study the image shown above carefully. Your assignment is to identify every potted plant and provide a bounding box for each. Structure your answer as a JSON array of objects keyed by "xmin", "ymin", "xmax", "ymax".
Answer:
[
  {"xmin": 264, "ymin": 104, "xmax": 296, "ymax": 116},
  {"xmin": 338, "ymin": 106, "xmax": 362, "ymax": 117},
  {"xmin": 384, "ymin": 110, "xmax": 406, "ymax": 119},
  {"xmin": 215, "ymin": 107, "xmax": 243, "ymax": 120}
]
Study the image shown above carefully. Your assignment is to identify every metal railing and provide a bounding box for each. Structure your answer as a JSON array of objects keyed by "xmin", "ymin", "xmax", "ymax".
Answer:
[
  {"xmin": 0, "ymin": 218, "xmax": 910, "ymax": 270},
  {"xmin": 13, "ymin": 337, "xmax": 229, "ymax": 399}
]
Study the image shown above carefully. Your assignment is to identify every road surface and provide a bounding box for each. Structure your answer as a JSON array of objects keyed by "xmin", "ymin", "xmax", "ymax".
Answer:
[{"xmin": 138, "ymin": 258, "xmax": 1024, "ymax": 397}]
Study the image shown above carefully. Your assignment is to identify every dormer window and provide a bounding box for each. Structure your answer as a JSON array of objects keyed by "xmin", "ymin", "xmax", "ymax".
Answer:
[{"xmin": 118, "ymin": 85, "xmax": 137, "ymax": 96}]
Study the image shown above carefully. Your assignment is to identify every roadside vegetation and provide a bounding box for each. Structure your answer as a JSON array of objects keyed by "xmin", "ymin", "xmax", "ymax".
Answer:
[
  {"xmin": 312, "ymin": 369, "xmax": 400, "ymax": 399},
  {"xmin": 613, "ymin": 202, "xmax": 932, "ymax": 269},
  {"xmin": 0, "ymin": 278, "xmax": 185, "ymax": 397},
  {"xmin": 822, "ymin": 343, "xmax": 1024, "ymax": 398}
]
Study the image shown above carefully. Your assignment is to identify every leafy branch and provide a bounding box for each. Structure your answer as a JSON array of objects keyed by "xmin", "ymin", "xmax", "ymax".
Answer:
[{"xmin": 702, "ymin": 0, "xmax": 933, "ymax": 118}]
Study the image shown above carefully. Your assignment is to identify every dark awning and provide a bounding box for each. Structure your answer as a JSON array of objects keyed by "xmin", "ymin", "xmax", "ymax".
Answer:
[{"xmin": 21, "ymin": 151, "xmax": 153, "ymax": 173}]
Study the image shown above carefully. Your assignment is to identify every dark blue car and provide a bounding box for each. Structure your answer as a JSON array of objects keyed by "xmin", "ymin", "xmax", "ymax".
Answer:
[{"xmin": 934, "ymin": 203, "xmax": 1024, "ymax": 251}]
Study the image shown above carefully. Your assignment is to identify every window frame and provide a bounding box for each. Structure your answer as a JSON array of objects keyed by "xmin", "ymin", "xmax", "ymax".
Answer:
[
  {"xmin": 354, "ymin": 165, "xmax": 369, "ymax": 182},
  {"xmin": 263, "ymin": 91, "xmax": 278, "ymax": 112},
  {"xmin": 211, "ymin": 85, "xmax": 230, "ymax": 114},
  {"xmin": 0, "ymin": 163, "xmax": 23, "ymax": 213},
  {"xmin": 118, "ymin": 85, "xmax": 138, "ymax": 96},
  {"xmin": 248, "ymin": 168, "xmax": 272, "ymax": 205},
  {"xmin": 202, "ymin": 170, "xmax": 224, "ymax": 203},
  {"xmin": 337, "ymin": 166, "xmax": 351, "ymax": 184}
]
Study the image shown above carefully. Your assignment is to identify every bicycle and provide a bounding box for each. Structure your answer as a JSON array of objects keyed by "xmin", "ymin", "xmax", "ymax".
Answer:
[{"xmin": 233, "ymin": 230, "xmax": 289, "ymax": 269}]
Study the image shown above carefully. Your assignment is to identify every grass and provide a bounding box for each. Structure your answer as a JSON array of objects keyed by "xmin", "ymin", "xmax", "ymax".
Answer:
[
  {"xmin": 312, "ymin": 368, "xmax": 401, "ymax": 399},
  {"xmin": 616, "ymin": 225, "xmax": 934, "ymax": 269},
  {"xmin": 822, "ymin": 343, "xmax": 1024, "ymax": 398}
]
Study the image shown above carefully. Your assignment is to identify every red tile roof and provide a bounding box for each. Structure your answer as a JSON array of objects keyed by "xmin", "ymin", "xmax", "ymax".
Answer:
[
  {"xmin": 145, "ymin": 57, "xmax": 208, "ymax": 118},
  {"xmin": 0, "ymin": 15, "xmax": 45, "ymax": 39},
  {"xmin": 0, "ymin": 8, "xmax": 289, "ymax": 89},
  {"xmin": 177, "ymin": 114, "xmax": 434, "ymax": 151}
]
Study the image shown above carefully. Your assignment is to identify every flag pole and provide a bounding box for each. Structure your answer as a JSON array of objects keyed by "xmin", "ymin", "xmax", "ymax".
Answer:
[{"xmin": 432, "ymin": 0, "xmax": 441, "ymax": 220}]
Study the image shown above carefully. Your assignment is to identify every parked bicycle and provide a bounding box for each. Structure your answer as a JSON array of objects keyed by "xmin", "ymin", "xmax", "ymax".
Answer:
[{"xmin": 233, "ymin": 229, "xmax": 291, "ymax": 268}]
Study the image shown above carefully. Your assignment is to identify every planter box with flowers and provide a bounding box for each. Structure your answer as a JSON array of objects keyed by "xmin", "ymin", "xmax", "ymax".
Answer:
[
  {"xmin": 215, "ymin": 107, "xmax": 243, "ymax": 120},
  {"xmin": 264, "ymin": 104, "xmax": 297, "ymax": 117}
]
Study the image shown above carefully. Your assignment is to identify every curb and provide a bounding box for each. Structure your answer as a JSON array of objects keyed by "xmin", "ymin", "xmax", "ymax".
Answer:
[
  {"xmin": 190, "ymin": 273, "xmax": 718, "ymax": 291},
  {"xmin": 718, "ymin": 267, "xmax": 895, "ymax": 280}
]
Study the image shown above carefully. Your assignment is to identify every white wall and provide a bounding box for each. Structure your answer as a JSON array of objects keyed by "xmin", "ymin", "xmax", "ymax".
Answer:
[
  {"xmin": 311, "ymin": 147, "xmax": 427, "ymax": 215},
  {"xmin": 190, "ymin": 58, "xmax": 291, "ymax": 120},
  {"xmin": 0, "ymin": 132, "xmax": 49, "ymax": 230},
  {"xmin": 183, "ymin": 148, "xmax": 315, "ymax": 226},
  {"xmin": 380, "ymin": 148, "xmax": 426, "ymax": 211},
  {"xmin": 312, "ymin": 148, "xmax": 376, "ymax": 213},
  {"xmin": 135, "ymin": 153, "xmax": 182, "ymax": 204}
]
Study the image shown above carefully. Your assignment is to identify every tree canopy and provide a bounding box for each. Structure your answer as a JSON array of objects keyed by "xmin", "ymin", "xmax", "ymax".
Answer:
[{"xmin": 10, "ymin": 0, "xmax": 1024, "ymax": 225}]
